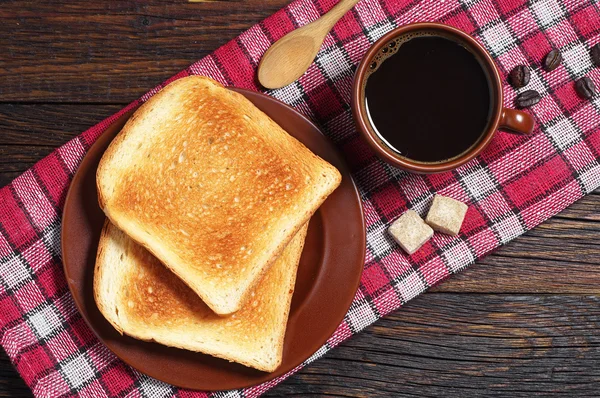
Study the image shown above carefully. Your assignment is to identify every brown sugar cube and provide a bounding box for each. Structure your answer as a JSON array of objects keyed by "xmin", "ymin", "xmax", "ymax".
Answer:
[
  {"xmin": 425, "ymin": 195, "xmax": 468, "ymax": 236},
  {"xmin": 388, "ymin": 210, "xmax": 434, "ymax": 255}
]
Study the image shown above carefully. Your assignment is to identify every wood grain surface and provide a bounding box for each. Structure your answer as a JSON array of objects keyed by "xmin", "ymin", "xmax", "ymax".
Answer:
[{"xmin": 2, "ymin": 1, "xmax": 600, "ymax": 396}]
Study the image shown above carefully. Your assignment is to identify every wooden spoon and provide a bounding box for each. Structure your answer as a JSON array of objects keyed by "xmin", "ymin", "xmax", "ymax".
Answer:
[{"xmin": 258, "ymin": 0, "xmax": 361, "ymax": 89}]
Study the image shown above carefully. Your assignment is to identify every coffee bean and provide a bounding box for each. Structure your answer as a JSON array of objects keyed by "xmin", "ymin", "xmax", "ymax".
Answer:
[
  {"xmin": 515, "ymin": 90, "xmax": 541, "ymax": 108},
  {"xmin": 543, "ymin": 49, "xmax": 562, "ymax": 71},
  {"xmin": 575, "ymin": 77, "xmax": 596, "ymax": 99},
  {"xmin": 509, "ymin": 65, "xmax": 530, "ymax": 88},
  {"xmin": 591, "ymin": 43, "xmax": 600, "ymax": 68}
]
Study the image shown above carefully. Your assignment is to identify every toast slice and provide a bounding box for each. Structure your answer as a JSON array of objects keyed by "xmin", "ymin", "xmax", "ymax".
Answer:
[
  {"xmin": 94, "ymin": 220, "xmax": 308, "ymax": 372},
  {"xmin": 96, "ymin": 76, "xmax": 341, "ymax": 314}
]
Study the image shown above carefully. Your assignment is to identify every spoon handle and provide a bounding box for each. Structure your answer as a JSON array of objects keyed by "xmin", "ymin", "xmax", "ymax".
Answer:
[{"xmin": 320, "ymin": 0, "xmax": 362, "ymax": 31}]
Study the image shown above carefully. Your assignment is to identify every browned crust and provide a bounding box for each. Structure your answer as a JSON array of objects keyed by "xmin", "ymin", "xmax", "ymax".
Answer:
[
  {"xmin": 93, "ymin": 218, "xmax": 124, "ymax": 335},
  {"xmin": 271, "ymin": 223, "xmax": 309, "ymax": 368}
]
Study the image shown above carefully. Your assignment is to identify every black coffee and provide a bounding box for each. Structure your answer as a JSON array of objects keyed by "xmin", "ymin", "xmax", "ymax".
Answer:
[{"xmin": 364, "ymin": 34, "xmax": 492, "ymax": 163}]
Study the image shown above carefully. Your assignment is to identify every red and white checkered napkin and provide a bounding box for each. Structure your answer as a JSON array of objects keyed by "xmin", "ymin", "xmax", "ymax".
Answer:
[{"xmin": 1, "ymin": 0, "xmax": 600, "ymax": 396}]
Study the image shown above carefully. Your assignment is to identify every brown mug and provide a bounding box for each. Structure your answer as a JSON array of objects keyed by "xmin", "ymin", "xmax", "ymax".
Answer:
[{"xmin": 351, "ymin": 22, "xmax": 535, "ymax": 174}]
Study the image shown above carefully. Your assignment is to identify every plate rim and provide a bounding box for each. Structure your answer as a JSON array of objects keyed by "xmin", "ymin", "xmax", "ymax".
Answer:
[{"xmin": 61, "ymin": 87, "xmax": 366, "ymax": 390}]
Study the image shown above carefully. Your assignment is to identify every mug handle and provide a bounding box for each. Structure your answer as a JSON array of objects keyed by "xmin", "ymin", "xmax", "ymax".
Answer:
[{"xmin": 499, "ymin": 108, "xmax": 535, "ymax": 135}]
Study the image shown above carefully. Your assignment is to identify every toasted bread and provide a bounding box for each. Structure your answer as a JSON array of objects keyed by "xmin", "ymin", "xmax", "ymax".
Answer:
[
  {"xmin": 94, "ymin": 220, "xmax": 308, "ymax": 372},
  {"xmin": 96, "ymin": 76, "xmax": 341, "ymax": 314}
]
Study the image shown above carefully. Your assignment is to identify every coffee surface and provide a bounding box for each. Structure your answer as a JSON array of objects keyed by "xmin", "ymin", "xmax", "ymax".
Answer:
[{"xmin": 365, "ymin": 35, "xmax": 491, "ymax": 163}]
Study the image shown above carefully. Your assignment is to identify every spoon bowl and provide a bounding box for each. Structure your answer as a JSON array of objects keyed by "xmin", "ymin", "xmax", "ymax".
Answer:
[
  {"xmin": 258, "ymin": 0, "xmax": 361, "ymax": 89},
  {"xmin": 258, "ymin": 26, "xmax": 323, "ymax": 89}
]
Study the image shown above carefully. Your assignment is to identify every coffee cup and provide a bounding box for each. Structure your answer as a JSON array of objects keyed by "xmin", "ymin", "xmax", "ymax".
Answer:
[{"xmin": 351, "ymin": 22, "xmax": 534, "ymax": 174}]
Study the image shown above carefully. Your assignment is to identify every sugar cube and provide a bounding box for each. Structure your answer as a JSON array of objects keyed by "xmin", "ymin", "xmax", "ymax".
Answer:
[
  {"xmin": 425, "ymin": 195, "xmax": 468, "ymax": 236},
  {"xmin": 388, "ymin": 210, "xmax": 434, "ymax": 255}
]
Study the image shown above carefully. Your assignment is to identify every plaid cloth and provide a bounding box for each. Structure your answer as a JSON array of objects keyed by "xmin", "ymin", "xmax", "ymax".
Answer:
[{"xmin": 1, "ymin": 0, "xmax": 600, "ymax": 396}]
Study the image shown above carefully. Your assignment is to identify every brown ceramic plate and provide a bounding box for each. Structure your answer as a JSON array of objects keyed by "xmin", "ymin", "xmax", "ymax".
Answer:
[{"xmin": 61, "ymin": 88, "xmax": 365, "ymax": 391}]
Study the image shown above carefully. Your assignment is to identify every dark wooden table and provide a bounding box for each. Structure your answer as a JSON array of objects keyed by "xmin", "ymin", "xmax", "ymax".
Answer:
[{"xmin": 2, "ymin": 1, "xmax": 600, "ymax": 396}]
